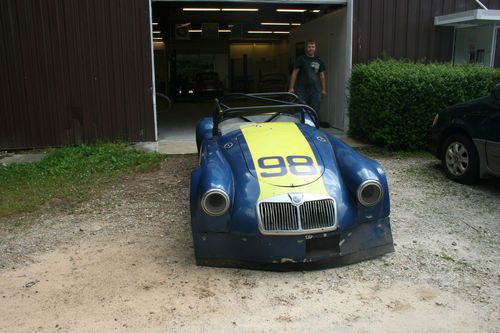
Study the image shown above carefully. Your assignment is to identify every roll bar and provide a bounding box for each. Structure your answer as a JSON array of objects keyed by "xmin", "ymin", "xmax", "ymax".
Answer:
[{"xmin": 212, "ymin": 92, "xmax": 319, "ymax": 136}]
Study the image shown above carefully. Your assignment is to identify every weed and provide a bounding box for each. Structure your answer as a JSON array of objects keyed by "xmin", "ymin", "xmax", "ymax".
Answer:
[{"xmin": 439, "ymin": 252, "xmax": 456, "ymax": 262}]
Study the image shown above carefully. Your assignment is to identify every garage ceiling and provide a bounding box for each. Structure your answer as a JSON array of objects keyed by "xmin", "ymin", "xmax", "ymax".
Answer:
[{"xmin": 152, "ymin": 1, "xmax": 344, "ymax": 40}]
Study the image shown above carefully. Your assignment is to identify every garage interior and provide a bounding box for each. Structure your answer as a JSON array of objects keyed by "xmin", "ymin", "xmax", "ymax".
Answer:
[{"xmin": 150, "ymin": 1, "xmax": 350, "ymax": 153}]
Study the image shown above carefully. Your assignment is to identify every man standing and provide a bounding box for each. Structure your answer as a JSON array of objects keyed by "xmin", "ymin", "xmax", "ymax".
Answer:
[{"xmin": 288, "ymin": 40, "xmax": 326, "ymax": 113}]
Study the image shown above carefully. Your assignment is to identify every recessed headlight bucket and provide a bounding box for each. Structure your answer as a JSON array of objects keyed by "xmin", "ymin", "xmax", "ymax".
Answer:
[
  {"xmin": 201, "ymin": 189, "xmax": 230, "ymax": 216},
  {"xmin": 357, "ymin": 180, "xmax": 383, "ymax": 207}
]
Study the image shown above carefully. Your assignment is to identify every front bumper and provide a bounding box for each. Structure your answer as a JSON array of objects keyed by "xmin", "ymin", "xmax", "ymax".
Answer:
[{"xmin": 192, "ymin": 217, "xmax": 394, "ymax": 271}]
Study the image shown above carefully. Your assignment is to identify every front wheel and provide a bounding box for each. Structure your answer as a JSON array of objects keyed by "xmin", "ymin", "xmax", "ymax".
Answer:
[{"xmin": 440, "ymin": 133, "xmax": 479, "ymax": 184}]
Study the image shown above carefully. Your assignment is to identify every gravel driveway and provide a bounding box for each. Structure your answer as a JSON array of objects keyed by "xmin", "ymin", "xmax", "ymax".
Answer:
[{"xmin": 0, "ymin": 151, "xmax": 499, "ymax": 332}]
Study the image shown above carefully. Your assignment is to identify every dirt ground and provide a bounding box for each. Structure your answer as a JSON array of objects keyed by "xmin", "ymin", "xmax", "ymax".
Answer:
[{"xmin": 0, "ymin": 152, "xmax": 499, "ymax": 333}]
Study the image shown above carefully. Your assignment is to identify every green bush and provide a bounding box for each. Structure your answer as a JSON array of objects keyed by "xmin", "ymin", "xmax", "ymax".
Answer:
[{"xmin": 348, "ymin": 59, "xmax": 500, "ymax": 150}]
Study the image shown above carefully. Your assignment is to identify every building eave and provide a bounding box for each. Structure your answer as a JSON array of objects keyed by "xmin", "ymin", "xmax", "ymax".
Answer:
[{"xmin": 434, "ymin": 9, "xmax": 500, "ymax": 27}]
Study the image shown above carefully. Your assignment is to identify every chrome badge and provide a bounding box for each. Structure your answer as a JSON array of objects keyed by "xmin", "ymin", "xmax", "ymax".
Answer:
[{"xmin": 288, "ymin": 192, "xmax": 304, "ymax": 206}]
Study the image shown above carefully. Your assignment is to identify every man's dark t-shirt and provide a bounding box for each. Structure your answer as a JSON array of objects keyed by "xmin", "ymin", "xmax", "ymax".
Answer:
[{"xmin": 293, "ymin": 54, "xmax": 326, "ymax": 93}]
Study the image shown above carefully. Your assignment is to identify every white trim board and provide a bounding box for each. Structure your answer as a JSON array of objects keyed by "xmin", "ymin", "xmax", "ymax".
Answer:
[{"xmin": 435, "ymin": 9, "xmax": 500, "ymax": 27}]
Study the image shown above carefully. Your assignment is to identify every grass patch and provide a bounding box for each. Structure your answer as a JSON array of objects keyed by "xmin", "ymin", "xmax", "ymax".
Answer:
[{"xmin": 0, "ymin": 143, "xmax": 165, "ymax": 217}]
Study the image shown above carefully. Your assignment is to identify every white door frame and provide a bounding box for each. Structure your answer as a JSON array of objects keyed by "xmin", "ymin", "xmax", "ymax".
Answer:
[{"xmin": 148, "ymin": 0, "xmax": 158, "ymax": 141}]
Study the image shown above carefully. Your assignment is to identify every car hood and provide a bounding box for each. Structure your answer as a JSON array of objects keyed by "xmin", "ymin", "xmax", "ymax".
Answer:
[{"xmin": 237, "ymin": 122, "xmax": 325, "ymax": 187}]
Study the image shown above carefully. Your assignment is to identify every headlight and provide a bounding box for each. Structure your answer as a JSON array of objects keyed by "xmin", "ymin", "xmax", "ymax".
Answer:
[
  {"xmin": 357, "ymin": 180, "xmax": 383, "ymax": 207},
  {"xmin": 201, "ymin": 189, "xmax": 230, "ymax": 216},
  {"xmin": 432, "ymin": 114, "xmax": 439, "ymax": 126}
]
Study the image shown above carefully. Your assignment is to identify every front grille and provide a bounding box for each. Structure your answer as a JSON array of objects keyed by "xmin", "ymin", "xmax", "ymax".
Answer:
[
  {"xmin": 258, "ymin": 198, "xmax": 336, "ymax": 235},
  {"xmin": 300, "ymin": 199, "xmax": 335, "ymax": 230},
  {"xmin": 259, "ymin": 202, "xmax": 299, "ymax": 231}
]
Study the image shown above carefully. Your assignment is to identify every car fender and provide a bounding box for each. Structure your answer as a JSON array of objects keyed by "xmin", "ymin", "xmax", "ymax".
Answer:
[
  {"xmin": 191, "ymin": 140, "xmax": 234, "ymax": 233},
  {"xmin": 195, "ymin": 117, "xmax": 214, "ymax": 152},
  {"xmin": 326, "ymin": 134, "xmax": 390, "ymax": 221}
]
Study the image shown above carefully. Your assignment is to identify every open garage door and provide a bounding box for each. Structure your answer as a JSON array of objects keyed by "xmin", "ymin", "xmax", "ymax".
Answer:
[{"xmin": 150, "ymin": 0, "xmax": 351, "ymax": 152}]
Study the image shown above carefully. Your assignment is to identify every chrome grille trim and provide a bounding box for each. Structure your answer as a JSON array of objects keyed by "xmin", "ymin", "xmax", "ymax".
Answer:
[{"xmin": 257, "ymin": 193, "xmax": 337, "ymax": 236}]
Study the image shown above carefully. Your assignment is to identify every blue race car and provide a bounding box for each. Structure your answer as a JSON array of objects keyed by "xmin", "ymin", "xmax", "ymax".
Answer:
[{"xmin": 190, "ymin": 93, "xmax": 393, "ymax": 271}]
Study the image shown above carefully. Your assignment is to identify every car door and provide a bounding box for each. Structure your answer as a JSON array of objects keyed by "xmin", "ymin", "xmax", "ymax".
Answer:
[{"xmin": 484, "ymin": 103, "xmax": 500, "ymax": 175}]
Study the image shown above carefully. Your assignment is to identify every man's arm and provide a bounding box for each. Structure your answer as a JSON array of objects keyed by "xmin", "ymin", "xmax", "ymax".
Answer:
[
  {"xmin": 289, "ymin": 68, "xmax": 299, "ymax": 93},
  {"xmin": 319, "ymin": 71, "xmax": 326, "ymax": 97}
]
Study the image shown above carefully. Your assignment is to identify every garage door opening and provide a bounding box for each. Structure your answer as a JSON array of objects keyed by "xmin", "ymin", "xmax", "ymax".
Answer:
[{"xmin": 151, "ymin": 1, "xmax": 350, "ymax": 153}]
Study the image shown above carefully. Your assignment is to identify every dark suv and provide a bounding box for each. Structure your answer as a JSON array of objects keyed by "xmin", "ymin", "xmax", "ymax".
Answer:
[{"xmin": 428, "ymin": 84, "xmax": 500, "ymax": 184}]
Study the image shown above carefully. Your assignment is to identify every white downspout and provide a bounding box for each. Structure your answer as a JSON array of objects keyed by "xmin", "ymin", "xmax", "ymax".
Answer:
[
  {"xmin": 148, "ymin": 0, "xmax": 158, "ymax": 142},
  {"xmin": 490, "ymin": 26, "xmax": 497, "ymax": 67},
  {"xmin": 345, "ymin": 0, "xmax": 353, "ymax": 132}
]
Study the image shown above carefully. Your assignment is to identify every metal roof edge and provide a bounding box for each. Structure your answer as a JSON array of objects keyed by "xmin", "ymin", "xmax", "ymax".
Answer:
[{"xmin": 434, "ymin": 9, "xmax": 500, "ymax": 26}]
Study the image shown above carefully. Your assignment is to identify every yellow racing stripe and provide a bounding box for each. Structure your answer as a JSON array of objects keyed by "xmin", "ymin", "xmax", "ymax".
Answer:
[{"xmin": 241, "ymin": 122, "xmax": 328, "ymax": 200}]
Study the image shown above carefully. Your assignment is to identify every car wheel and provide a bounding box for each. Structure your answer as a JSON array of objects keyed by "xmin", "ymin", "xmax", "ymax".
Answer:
[{"xmin": 441, "ymin": 133, "xmax": 479, "ymax": 184}]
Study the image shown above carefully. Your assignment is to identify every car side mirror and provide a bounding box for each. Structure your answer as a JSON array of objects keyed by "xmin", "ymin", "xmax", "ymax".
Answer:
[{"xmin": 491, "ymin": 83, "xmax": 500, "ymax": 100}]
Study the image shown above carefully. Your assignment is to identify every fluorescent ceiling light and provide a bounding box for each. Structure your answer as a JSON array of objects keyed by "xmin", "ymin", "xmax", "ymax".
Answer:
[
  {"xmin": 182, "ymin": 7, "xmax": 258, "ymax": 12},
  {"xmin": 221, "ymin": 8, "xmax": 258, "ymax": 12},
  {"xmin": 291, "ymin": 23, "xmax": 302, "ymax": 26},
  {"xmin": 219, "ymin": 29, "xmax": 231, "ymax": 33},
  {"xmin": 248, "ymin": 30, "xmax": 273, "ymax": 34},
  {"xmin": 183, "ymin": 8, "xmax": 220, "ymax": 11},
  {"xmin": 276, "ymin": 9, "xmax": 307, "ymax": 13},
  {"xmin": 311, "ymin": 9, "xmax": 321, "ymax": 13},
  {"xmin": 273, "ymin": 31, "xmax": 290, "ymax": 34},
  {"xmin": 261, "ymin": 22, "xmax": 290, "ymax": 26},
  {"xmin": 188, "ymin": 29, "xmax": 203, "ymax": 33},
  {"xmin": 152, "ymin": 22, "xmax": 159, "ymax": 26},
  {"xmin": 153, "ymin": 30, "xmax": 161, "ymax": 34}
]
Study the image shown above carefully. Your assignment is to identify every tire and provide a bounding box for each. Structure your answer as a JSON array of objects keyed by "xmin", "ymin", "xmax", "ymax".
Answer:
[{"xmin": 440, "ymin": 133, "xmax": 479, "ymax": 184}]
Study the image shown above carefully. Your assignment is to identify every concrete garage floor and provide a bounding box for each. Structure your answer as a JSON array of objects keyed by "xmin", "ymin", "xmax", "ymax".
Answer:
[
  {"xmin": 156, "ymin": 101, "xmax": 213, "ymax": 154},
  {"xmin": 154, "ymin": 101, "xmax": 368, "ymax": 155}
]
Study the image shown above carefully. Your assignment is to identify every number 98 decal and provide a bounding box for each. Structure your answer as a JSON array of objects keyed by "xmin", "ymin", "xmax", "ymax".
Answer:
[{"xmin": 257, "ymin": 155, "xmax": 317, "ymax": 178}]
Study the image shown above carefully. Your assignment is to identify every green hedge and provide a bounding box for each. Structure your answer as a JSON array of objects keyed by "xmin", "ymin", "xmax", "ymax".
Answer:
[{"xmin": 348, "ymin": 59, "xmax": 500, "ymax": 150}]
